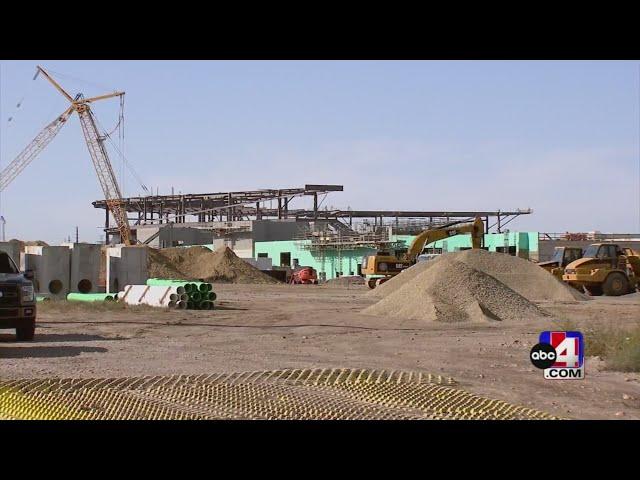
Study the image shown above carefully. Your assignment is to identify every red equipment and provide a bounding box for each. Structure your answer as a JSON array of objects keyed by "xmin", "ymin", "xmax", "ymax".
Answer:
[{"xmin": 290, "ymin": 267, "xmax": 318, "ymax": 285}]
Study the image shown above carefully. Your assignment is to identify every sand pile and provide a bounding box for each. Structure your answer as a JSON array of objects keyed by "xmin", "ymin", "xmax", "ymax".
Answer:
[
  {"xmin": 325, "ymin": 275, "xmax": 366, "ymax": 287},
  {"xmin": 370, "ymin": 249, "xmax": 587, "ymax": 302},
  {"xmin": 147, "ymin": 246, "xmax": 279, "ymax": 284},
  {"xmin": 364, "ymin": 256, "xmax": 549, "ymax": 323}
]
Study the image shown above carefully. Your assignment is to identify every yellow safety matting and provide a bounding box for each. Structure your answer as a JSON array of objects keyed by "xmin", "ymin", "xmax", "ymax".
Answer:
[{"xmin": 0, "ymin": 368, "xmax": 558, "ymax": 420}]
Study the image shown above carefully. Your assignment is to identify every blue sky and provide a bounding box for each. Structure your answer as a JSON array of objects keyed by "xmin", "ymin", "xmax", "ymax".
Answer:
[{"xmin": 0, "ymin": 60, "xmax": 638, "ymax": 243}]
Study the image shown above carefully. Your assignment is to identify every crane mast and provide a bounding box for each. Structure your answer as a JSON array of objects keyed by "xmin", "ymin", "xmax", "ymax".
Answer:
[
  {"xmin": 0, "ymin": 66, "xmax": 133, "ymax": 245},
  {"xmin": 76, "ymin": 105, "xmax": 131, "ymax": 246}
]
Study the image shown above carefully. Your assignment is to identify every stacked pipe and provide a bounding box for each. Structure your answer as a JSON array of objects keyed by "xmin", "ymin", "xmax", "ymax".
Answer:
[
  {"xmin": 118, "ymin": 285, "xmax": 190, "ymax": 309},
  {"xmin": 145, "ymin": 278, "xmax": 216, "ymax": 310}
]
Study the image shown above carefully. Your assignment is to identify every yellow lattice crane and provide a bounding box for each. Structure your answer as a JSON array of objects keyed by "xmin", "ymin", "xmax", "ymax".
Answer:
[{"xmin": 0, "ymin": 66, "xmax": 133, "ymax": 245}]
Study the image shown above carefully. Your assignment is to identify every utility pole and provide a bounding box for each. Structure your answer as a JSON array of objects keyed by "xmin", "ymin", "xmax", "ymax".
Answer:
[{"xmin": 75, "ymin": 226, "xmax": 79, "ymax": 243}]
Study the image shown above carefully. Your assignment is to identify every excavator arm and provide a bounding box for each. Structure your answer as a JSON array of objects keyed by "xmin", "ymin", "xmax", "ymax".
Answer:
[{"xmin": 404, "ymin": 216, "xmax": 484, "ymax": 261}]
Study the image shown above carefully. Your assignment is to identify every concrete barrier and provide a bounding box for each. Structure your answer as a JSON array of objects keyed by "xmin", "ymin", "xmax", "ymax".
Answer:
[
  {"xmin": 106, "ymin": 246, "xmax": 149, "ymax": 294},
  {"xmin": 20, "ymin": 246, "xmax": 71, "ymax": 299},
  {"xmin": 63, "ymin": 242, "xmax": 102, "ymax": 293}
]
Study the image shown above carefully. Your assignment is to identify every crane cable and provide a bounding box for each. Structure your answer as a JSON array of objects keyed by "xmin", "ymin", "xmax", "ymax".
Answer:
[
  {"xmin": 45, "ymin": 68, "xmax": 116, "ymax": 95},
  {"xmin": 5, "ymin": 68, "xmax": 40, "ymax": 127},
  {"xmin": 92, "ymin": 109, "xmax": 149, "ymax": 195}
]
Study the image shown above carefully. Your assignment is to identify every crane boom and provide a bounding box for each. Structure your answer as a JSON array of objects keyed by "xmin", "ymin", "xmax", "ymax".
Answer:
[
  {"xmin": 0, "ymin": 107, "xmax": 73, "ymax": 192},
  {"xmin": 77, "ymin": 106, "xmax": 131, "ymax": 246}
]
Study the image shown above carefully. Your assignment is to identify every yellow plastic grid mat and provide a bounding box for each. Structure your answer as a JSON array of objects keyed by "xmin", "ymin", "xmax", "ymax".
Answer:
[{"xmin": 0, "ymin": 368, "xmax": 558, "ymax": 420}]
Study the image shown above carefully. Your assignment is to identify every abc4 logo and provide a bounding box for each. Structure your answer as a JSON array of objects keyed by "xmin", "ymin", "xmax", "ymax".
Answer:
[{"xmin": 530, "ymin": 331, "xmax": 584, "ymax": 379}]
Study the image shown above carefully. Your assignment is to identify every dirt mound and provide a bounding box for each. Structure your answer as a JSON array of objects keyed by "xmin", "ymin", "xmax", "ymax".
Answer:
[
  {"xmin": 7, "ymin": 239, "xmax": 49, "ymax": 248},
  {"xmin": 325, "ymin": 275, "xmax": 366, "ymax": 287},
  {"xmin": 364, "ymin": 257, "xmax": 549, "ymax": 323},
  {"xmin": 147, "ymin": 246, "xmax": 280, "ymax": 284},
  {"xmin": 370, "ymin": 250, "xmax": 587, "ymax": 302}
]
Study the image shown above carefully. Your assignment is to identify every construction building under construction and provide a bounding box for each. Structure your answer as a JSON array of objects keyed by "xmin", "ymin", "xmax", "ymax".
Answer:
[{"xmin": 93, "ymin": 184, "xmax": 538, "ymax": 280}]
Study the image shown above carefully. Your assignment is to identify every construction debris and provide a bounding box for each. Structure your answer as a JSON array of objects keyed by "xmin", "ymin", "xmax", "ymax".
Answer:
[{"xmin": 325, "ymin": 275, "xmax": 366, "ymax": 287}]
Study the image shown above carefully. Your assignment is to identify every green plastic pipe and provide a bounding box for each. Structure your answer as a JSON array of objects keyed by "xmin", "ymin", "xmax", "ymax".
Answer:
[
  {"xmin": 208, "ymin": 292, "xmax": 217, "ymax": 301},
  {"xmin": 67, "ymin": 293, "xmax": 116, "ymax": 302},
  {"xmin": 190, "ymin": 291, "xmax": 202, "ymax": 302},
  {"xmin": 200, "ymin": 300, "xmax": 214, "ymax": 310}
]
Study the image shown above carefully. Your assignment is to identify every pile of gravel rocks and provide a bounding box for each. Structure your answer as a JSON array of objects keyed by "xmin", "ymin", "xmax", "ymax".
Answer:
[{"xmin": 364, "ymin": 255, "xmax": 550, "ymax": 323}]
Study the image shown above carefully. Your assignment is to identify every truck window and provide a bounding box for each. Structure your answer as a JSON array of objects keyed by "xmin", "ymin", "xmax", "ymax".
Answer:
[
  {"xmin": 564, "ymin": 249, "xmax": 581, "ymax": 264},
  {"xmin": 0, "ymin": 252, "xmax": 19, "ymax": 274},
  {"xmin": 584, "ymin": 245, "xmax": 598, "ymax": 258}
]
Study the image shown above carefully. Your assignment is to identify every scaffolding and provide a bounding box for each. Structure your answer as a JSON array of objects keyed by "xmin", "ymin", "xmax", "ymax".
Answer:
[{"xmin": 293, "ymin": 223, "xmax": 405, "ymax": 279}]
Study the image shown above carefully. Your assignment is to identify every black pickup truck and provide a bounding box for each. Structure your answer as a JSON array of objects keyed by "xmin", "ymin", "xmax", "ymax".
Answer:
[{"xmin": 0, "ymin": 251, "xmax": 36, "ymax": 341}]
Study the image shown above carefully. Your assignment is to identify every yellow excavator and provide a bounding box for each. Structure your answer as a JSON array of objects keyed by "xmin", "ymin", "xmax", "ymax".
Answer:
[{"xmin": 361, "ymin": 217, "xmax": 485, "ymax": 289}]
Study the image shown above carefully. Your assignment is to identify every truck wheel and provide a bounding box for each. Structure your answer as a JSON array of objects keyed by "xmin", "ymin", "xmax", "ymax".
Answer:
[
  {"xmin": 603, "ymin": 272, "xmax": 629, "ymax": 296},
  {"xmin": 16, "ymin": 323, "xmax": 35, "ymax": 341},
  {"xmin": 584, "ymin": 285, "xmax": 603, "ymax": 296},
  {"xmin": 367, "ymin": 278, "xmax": 377, "ymax": 289}
]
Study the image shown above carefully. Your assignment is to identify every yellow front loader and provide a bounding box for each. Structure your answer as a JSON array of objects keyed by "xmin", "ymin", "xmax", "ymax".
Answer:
[{"xmin": 361, "ymin": 217, "xmax": 484, "ymax": 289}]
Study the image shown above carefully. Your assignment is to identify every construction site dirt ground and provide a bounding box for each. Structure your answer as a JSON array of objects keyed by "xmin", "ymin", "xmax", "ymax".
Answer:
[{"xmin": 1, "ymin": 284, "xmax": 639, "ymax": 420}]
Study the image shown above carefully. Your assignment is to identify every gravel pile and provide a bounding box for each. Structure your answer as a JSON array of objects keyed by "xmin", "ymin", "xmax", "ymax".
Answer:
[
  {"xmin": 369, "ymin": 249, "xmax": 587, "ymax": 302},
  {"xmin": 147, "ymin": 246, "xmax": 280, "ymax": 284},
  {"xmin": 364, "ymin": 256, "xmax": 550, "ymax": 323}
]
